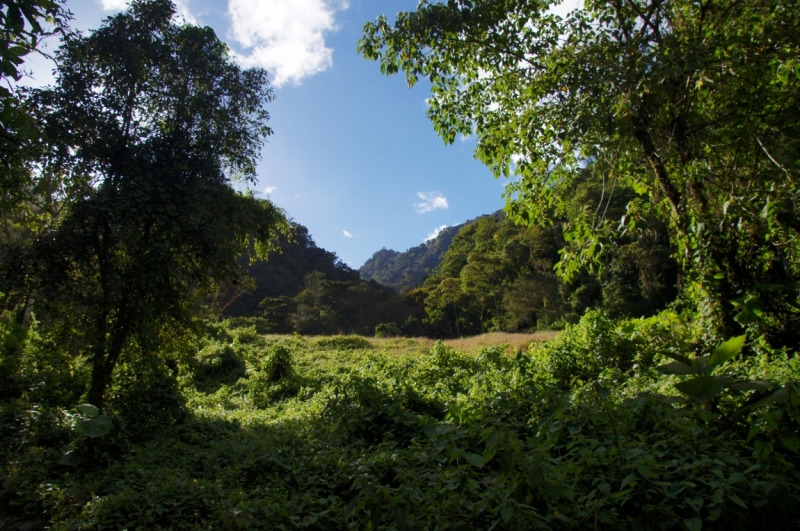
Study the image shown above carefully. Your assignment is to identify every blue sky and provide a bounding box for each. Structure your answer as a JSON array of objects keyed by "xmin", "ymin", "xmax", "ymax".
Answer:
[{"xmin": 21, "ymin": 0, "xmax": 511, "ymax": 268}]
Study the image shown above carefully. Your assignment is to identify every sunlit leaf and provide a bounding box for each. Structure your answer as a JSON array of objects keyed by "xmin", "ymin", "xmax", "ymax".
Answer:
[{"xmin": 708, "ymin": 335, "xmax": 746, "ymax": 368}]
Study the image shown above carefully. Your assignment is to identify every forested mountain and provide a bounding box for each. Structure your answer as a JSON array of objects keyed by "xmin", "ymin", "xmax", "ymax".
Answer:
[
  {"xmin": 359, "ymin": 213, "xmax": 500, "ymax": 291},
  {"xmin": 213, "ymin": 223, "xmax": 419, "ymax": 335}
]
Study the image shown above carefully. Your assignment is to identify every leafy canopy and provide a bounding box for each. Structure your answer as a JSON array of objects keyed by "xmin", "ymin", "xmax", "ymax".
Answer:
[
  {"xmin": 3, "ymin": 0, "xmax": 288, "ymax": 407},
  {"xmin": 360, "ymin": 0, "xmax": 800, "ymax": 342}
]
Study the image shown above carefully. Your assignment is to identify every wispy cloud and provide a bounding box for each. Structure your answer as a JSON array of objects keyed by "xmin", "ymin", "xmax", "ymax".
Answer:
[
  {"xmin": 425, "ymin": 225, "xmax": 448, "ymax": 242},
  {"xmin": 228, "ymin": 0, "xmax": 348, "ymax": 87},
  {"xmin": 343, "ymin": 230, "xmax": 353, "ymax": 238},
  {"xmin": 99, "ymin": 0, "xmax": 196, "ymax": 23},
  {"xmin": 415, "ymin": 192, "xmax": 449, "ymax": 214},
  {"xmin": 263, "ymin": 186, "xmax": 276, "ymax": 195}
]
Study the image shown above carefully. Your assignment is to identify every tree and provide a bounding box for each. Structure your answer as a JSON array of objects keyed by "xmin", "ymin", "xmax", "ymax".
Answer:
[
  {"xmin": 2, "ymin": 0, "xmax": 288, "ymax": 408},
  {"xmin": 1, "ymin": 0, "xmax": 69, "ymax": 257},
  {"xmin": 360, "ymin": 0, "xmax": 800, "ymax": 344}
]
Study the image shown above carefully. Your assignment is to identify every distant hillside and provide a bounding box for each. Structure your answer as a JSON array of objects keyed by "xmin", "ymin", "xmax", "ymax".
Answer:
[
  {"xmin": 359, "ymin": 212, "xmax": 501, "ymax": 291},
  {"xmin": 211, "ymin": 223, "xmax": 419, "ymax": 335}
]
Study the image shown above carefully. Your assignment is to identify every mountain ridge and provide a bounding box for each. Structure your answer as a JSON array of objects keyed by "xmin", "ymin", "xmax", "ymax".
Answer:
[{"xmin": 359, "ymin": 211, "xmax": 502, "ymax": 291}]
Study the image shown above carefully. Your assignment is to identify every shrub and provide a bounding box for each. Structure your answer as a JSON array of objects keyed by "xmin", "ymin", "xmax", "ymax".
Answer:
[
  {"xmin": 263, "ymin": 345, "xmax": 293, "ymax": 382},
  {"xmin": 190, "ymin": 342, "xmax": 245, "ymax": 391},
  {"xmin": 375, "ymin": 322, "xmax": 402, "ymax": 338}
]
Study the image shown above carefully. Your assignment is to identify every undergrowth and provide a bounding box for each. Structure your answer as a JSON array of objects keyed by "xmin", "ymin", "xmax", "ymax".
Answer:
[{"xmin": 0, "ymin": 311, "xmax": 798, "ymax": 530}]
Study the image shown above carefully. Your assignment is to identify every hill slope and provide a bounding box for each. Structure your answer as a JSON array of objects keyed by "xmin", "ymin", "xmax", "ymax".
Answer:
[{"xmin": 359, "ymin": 212, "xmax": 501, "ymax": 291}]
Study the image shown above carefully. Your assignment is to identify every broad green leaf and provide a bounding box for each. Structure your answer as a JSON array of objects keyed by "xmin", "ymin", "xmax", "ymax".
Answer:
[
  {"xmin": 662, "ymin": 352, "xmax": 694, "ymax": 366},
  {"xmin": 76, "ymin": 404, "xmax": 100, "ymax": 418},
  {"xmin": 675, "ymin": 376, "xmax": 727, "ymax": 398},
  {"xmin": 684, "ymin": 516, "xmax": 702, "ymax": 531},
  {"xmin": 708, "ymin": 335, "xmax": 746, "ymax": 368},
  {"xmin": 77, "ymin": 414, "xmax": 112, "ymax": 438},
  {"xmin": 727, "ymin": 380, "xmax": 772, "ymax": 391},
  {"xmin": 657, "ymin": 361, "xmax": 695, "ymax": 375},
  {"xmin": 728, "ymin": 494, "xmax": 747, "ymax": 509},
  {"xmin": 737, "ymin": 386, "xmax": 790, "ymax": 413},
  {"xmin": 500, "ymin": 505, "xmax": 514, "ymax": 524},
  {"xmin": 780, "ymin": 432, "xmax": 800, "ymax": 453},
  {"xmin": 464, "ymin": 452, "xmax": 484, "ymax": 468}
]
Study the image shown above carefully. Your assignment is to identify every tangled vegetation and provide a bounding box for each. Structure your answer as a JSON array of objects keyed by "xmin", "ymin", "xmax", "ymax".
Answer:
[{"xmin": 1, "ymin": 313, "xmax": 798, "ymax": 530}]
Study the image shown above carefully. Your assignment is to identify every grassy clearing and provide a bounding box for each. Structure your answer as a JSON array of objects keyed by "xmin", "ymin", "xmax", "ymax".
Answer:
[{"xmin": 312, "ymin": 331, "xmax": 560, "ymax": 357}]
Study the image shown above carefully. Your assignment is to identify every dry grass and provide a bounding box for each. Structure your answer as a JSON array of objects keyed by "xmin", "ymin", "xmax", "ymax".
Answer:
[{"xmin": 368, "ymin": 331, "xmax": 558, "ymax": 356}]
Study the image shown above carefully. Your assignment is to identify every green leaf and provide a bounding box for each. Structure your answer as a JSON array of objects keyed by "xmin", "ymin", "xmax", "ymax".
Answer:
[
  {"xmin": 675, "ymin": 376, "xmax": 727, "ymax": 398},
  {"xmin": 662, "ymin": 352, "xmax": 694, "ymax": 366},
  {"xmin": 737, "ymin": 386, "xmax": 791, "ymax": 413},
  {"xmin": 727, "ymin": 380, "xmax": 772, "ymax": 391},
  {"xmin": 434, "ymin": 423, "xmax": 458, "ymax": 435},
  {"xmin": 77, "ymin": 414, "xmax": 113, "ymax": 438},
  {"xmin": 76, "ymin": 404, "xmax": 100, "ymax": 418},
  {"xmin": 596, "ymin": 386, "xmax": 610, "ymax": 400},
  {"xmin": 779, "ymin": 432, "xmax": 800, "ymax": 453},
  {"xmin": 684, "ymin": 516, "xmax": 702, "ymax": 531},
  {"xmin": 500, "ymin": 505, "xmax": 514, "ymax": 524},
  {"xmin": 657, "ymin": 361, "xmax": 695, "ymax": 375},
  {"xmin": 708, "ymin": 335, "xmax": 746, "ymax": 368},
  {"xmin": 728, "ymin": 494, "xmax": 747, "ymax": 509},
  {"xmin": 57, "ymin": 451, "xmax": 80, "ymax": 467},
  {"xmin": 464, "ymin": 452, "xmax": 485, "ymax": 468}
]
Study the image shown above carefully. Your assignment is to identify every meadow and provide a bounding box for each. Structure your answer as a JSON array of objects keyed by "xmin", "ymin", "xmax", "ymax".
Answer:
[{"xmin": 1, "ymin": 311, "xmax": 798, "ymax": 530}]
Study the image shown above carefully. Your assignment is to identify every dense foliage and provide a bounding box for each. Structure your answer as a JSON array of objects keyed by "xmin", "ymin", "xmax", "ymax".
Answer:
[
  {"xmin": 359, "ymin": 0, "xmax": 800, "ymax": 346},
  {"xmin": 1, "ymin": 313, "xmax": 798, "ymax": 529},
  {"xmin": 0, "ymin": 0, "xmax": 289, "ymax": 408},
  {"xmin": 415, "ymin": 179, "xmax": 678, "ymax": 337}
]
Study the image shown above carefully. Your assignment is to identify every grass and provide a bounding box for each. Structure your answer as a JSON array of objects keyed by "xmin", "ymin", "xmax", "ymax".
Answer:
[{"xmin": 293, "ymin": 331, "xmax": 561, "ymax": 356}]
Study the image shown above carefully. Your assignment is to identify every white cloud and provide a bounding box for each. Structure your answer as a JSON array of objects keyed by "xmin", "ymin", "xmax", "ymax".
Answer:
[
  {"xmin": 263, "ymin": 186, "xmax": 276, "ymax": 195},
  {"xmin": 173, "ymin": 0, "xmax": 197, "ymax": 24},
  {"xmin": 228, "ymin": 0, "xmax": 348, "ymax": 87},
  {"xmin": 415, "ymin": 192, "xmax": 449, "ymax": 214},
  {"xmin": 98, "ymin": 0, "xmax": 196, "ymax": 23},
  {"xmin": 99, "ymin": 0, "xmax": 127, "ymax": 10},
  {"xmin": 425, "ymin": 225, "xmax": 448, "ymax": 242},
  {"xmin": 343, "ymin": 230, "xmax": 353, "ymax": 238}
]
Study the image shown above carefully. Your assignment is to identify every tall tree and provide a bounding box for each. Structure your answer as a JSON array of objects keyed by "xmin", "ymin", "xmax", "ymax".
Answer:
[
  {"xmin": 2, "ymin": 0, "xmax": 288, "ymax": 408},
  {"xmin": 361, "ymin": 0, "xmax": 800, "ymax": 344}
]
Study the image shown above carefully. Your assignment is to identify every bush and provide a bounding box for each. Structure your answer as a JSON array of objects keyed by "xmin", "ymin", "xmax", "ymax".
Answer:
[
  {"xmin": 530, "ymin": 310, "xmax": 664, "ymax": 389},
  {"xmin": 375, "ymin": 322, "xmax": 402, "ymax": 338},
  {"xmin": 109, "ymin": 373, "xmax": 187, "ymax": 442},
  {"xmin": 263, "ymin": 345, "xmax": 293, "ymax": 382},
  {"xmin": 190, "ymin": 342, "xmax": 245, "ymax": 391}
]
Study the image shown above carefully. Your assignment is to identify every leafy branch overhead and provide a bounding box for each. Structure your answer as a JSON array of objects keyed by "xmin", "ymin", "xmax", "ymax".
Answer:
[{"xmin": 360, "ymin": 0, "xmax": 800, "ymax": 345}]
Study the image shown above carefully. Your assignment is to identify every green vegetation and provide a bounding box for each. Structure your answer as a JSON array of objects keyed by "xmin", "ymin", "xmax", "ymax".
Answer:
[
  {"xmin": 414, "ymin": 187, "xmax": 677, "ymax": 336},
  {"xmin": 360, "ymin": 0, "xmax": 800, "ymax": 346},
  {"xmin": 1, "ymin": 314, "xmax": 798, "ymax": 529},
  {"xmin": 0, "ymin": 0, "xmax": 799, "ymax": 528},
  {"xmin": 213, "ymin": 222, "xmax": 417, "ymax": 336}
]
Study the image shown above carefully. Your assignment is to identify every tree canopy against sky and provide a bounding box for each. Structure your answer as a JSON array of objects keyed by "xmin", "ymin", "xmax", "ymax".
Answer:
[
  {"xmin": 359, "ymin": 0, "xmax": 800, "ymax": 344},
  {"xmin": 2, "ymin": 0, "xmax": 289, "ymax": 408},
  {"xmin": 12, "ymin": 0, "xmax": 512, "ymax": 268}
]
